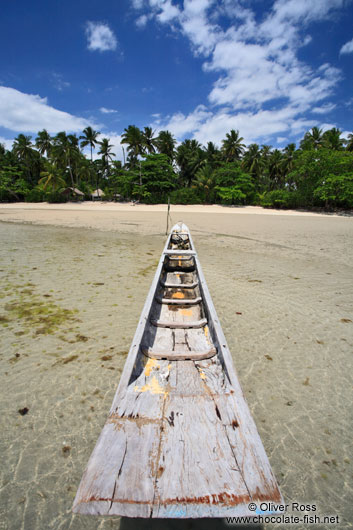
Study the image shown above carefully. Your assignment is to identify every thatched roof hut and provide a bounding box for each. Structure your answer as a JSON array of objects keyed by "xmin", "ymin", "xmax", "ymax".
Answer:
[
  {"xmin": 62, "ymin": 187, "xmax": 85, "ymax": 200},
  {"xmin": 91, "ymin": 189, "xmax": 105, "ymax": 199}
]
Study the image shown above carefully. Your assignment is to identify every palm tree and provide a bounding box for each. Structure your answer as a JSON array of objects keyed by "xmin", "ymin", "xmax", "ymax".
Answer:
[
  {"xmin": 282, "ymin": 143, "xmax": 296, "ymax": 173},
  {"xmin": 76, "ymin": 160, "xmax": 96, "ymax": 187},
  {"xmin": 268, "ymin": 149, "xmax": 284, "ymax": 189},
  {"xmin": 98, "ymin": 138, "xmax": 115, "ymax": 181},
  {"xmin": 79, "ymin": 127, "xmax": 100, "ymax": 162},
  {"xmin": 176, "ymin": 139, "xmax": 205, "ymax": 187},
  {"xmin": 39, "ymin": 162, "xmax": 66, "ymax": 192},
  {"xmin": 242, "ymin": 144, "xmax": 263, "ymax": 184},
  {"xmin": 52, "ymin": 132, "xmax": 80, "ymax": 188},
  {"xmin": 12, "ymin": 134, "xmax": 33, "ymax": 161},
  {"xmin": 35, "ymin": 130, "xmax": 52, "ymax": 159},
  {"xmin": 121, "ymin": 125, "xmax": 144, "ymax": 167},
  {"xmin": 142, "ymin": 127, "xmax": 156, "ymax": 154},
  {"xmin": 322, "ymin": 128, "xmax": 344, "ymax": 150},
  {"xmin": 155, "ymin": 130, "xmax": 176, "ymax": 162},
  {"xmin": 221, "ymin": 130, "xmax": 245, "ymax": 162},
  {"xmin": 204, "ymin": 142, "xmax": 221, "ymax": 169},
  {"xmin": 260, "ymin": 145, "xmax": 272, "ymax": 161},
  {"xmin": 12, "ymin": 134, "xmax": 39, "ymax": 184},
  {"xmin": 300, "ymin": 127, "xmax": 324, "ymax": 150},
  {"xmin": 193, "ymin": 165, "xmax": 215, "ymax": 203}
]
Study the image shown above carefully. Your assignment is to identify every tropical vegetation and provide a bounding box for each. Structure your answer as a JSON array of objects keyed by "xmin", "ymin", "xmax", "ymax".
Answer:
[{"xmin": 1, "ymin": 126, "xmax": 353, "ymax": 209}]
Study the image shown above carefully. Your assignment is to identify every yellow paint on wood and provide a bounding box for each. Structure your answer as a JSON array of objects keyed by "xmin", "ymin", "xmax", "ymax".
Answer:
[
  {"xmin": 199, "ymin": 369, "xmax": 206, "ymax": 380},
  {"xmin": 172, "ymin": 291, "xmax": 185, "ymax": 299},
  {"xmin": 144, "ymin": 358, "xmax": 158, "ymax": 377},
  {"xmin": 180, "ymin": 308, "xmax": 192, "ymax": 316},
  {"xmin": 134, "ymin": 376, "xmax": 167, "ymax": 396}
]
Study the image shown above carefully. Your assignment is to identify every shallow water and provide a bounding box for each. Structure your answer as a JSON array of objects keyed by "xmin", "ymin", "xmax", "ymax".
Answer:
[{"xmin": 0, "ymin": 221, "xmax": 352, "ymax": 530}]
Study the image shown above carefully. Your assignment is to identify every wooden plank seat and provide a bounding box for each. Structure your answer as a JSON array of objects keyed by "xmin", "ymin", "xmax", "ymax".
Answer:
[
  {"xmin": 164, "ymin": 250, "xmax": 196, "ymax": 255},
  {"xmin": 164, "ymin": 259, "xmax": 196, "ymax": 271},
  {"xmin": 150, "ymin": 318, "xmax": 207, "ymax": 329},
  {"xmin": 166, "ymin": 255, "xmax": 194, "ymax": 262},
  {"xmin": 160, "ymin": 280, "xmax": 198, "ymax": 289},
  {"xmin": 156, "ymin": 296, "xmax": 202, "ymax": 305},
  {"xmin": 141, "ymin": 346, "xmax": 217, "ymax": 361}
]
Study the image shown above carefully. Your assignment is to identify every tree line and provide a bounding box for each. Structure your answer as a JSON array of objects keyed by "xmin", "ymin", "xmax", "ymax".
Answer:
[{"xmin": 1, "ymin": 125, "xmax": 353, "ymax": 209}]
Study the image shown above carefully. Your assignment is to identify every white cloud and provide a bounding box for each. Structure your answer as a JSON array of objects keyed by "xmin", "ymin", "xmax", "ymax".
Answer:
[
  {"xmin": 136, "ymin": 14, "xmax": 149, "ymax": 27},
  {"xmin": 52, "ymin": 72, "xmax": 70, "ymax": 91},
  {"xmin": 270, "ymin": 0, "xmax": 345, "ymax": 24},
  {"xmin": 135, "ymin": 0, "xmax": 347, "ymax": 145},
  {"xmin": 340, "ymin": 37, "xmax": 353, "ymax": 54},
  {"xmin": 85, "ymin": 22, "xmax": 117, "ymax": 52},
  {"xmin": 276, "ymin": 137, "xmax": 288, "ymax": 144},
  {"xmin": 320, "ymin": 122, "xmax": 338, "ymax": 132},
  {"xmin": 0, "ymin": 86, "xmax": 94, "ymax": 133},
  {"xmin": 100, "ymin": 107, "xmax": 118, "ymax": 114},
  {"xmin": 157, "ymin": 0, "xmax": 181, "ymax": 23},
  {"xmin": 0, "ymin": 136, "xmax": 14, "ymax": 150},
  {"xmin": 152, "ymin": 105, "xmax": 212, "ymax": 139},
  {"xmin": 151, "ymin": 100, "xmax": 326, "ymax": 148},
  {"xmin": 132, "ymin": 0, "xmax": 144, "ymax": 8},
  {"xmin": 311, "ymin": 102, "xmax": 336, "ymax": 114},
  {"xmin": 89, "ymin": 133, "xmax": 124, "ymax": 162}
]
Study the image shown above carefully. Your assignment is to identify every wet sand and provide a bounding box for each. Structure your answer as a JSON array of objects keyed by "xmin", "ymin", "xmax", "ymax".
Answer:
[{"xmin": 0, "ymin": 203, "xmax": 352, "ymax": 529}]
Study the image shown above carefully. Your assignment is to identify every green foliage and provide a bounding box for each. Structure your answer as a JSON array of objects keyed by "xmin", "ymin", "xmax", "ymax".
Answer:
[
  {"xmin": 259, "ymin": 190, "xmax": 297, "ymax": 209},
  {"xmin": 288, "ymin": 148, "xmax": 353, "ymax": 206},
  {"xmin": 176, "ymin": 139, "xmax": 205, "ymax": 187},
  {"xmin": 314, "ymin": 173, "xmax": 353, "ymax": 208},
  {"xmin": 137, "ymin": 154, "xmax": 176, "ymax": 202},
  {"xmin": 1, "ymin": 124, "xmax": 353, "ymax": 211},
  {"xmin": 221, "ymin": 130, "xmax": 245, "ymax": 162},
  {"xmin": 109, "ymin": 169, "xmax": 137, "ymax": 199},
  {"xmin": 46, "ymin": 191, "xmax": 68, "ymax": 203},
  {"xmin": 39, "ymin": 162, "xmax": 66, "ymax": 192},
  {"xmin": 215, "ymin": 186, "xmax": 246, "ymax": 205},
  {"xmin": 213, "ymin": 163, "xmax": 240, "ymax": 186},
  {"xmin": 25, "ymin": 187, "xmax": 47, "ymax": 202},
  {"xmin": 213, "ymin": 164, "xmax": 254, "ymax": 203},
  {"xmin": 193, "ymin": 165, "xmax": 216, "ymax": 203},
  {"xmin": 0, "ymin": 166, "xmax": 29, "ymax": 201},
  {"xmin": 155, "ymin": 130, "xmax": 176, "ymax": 162},
  {"xmin": 169, "ymin": 188, "xmax": 202, "ymax": 204}
]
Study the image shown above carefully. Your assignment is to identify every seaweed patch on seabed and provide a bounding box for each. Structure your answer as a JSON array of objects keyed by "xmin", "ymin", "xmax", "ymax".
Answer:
[{"xmin": 1, "ymin": 283, "xmax": 80, "ymax": 336}]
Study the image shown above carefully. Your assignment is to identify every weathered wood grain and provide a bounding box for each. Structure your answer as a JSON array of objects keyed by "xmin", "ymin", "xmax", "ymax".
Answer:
[
  {"xmin": 142, "ymin": 346, "xmax": 217, "ymax": 361},
  {"xmin": 73, "ymin": 223, "xmax": 283, "ymax": 518},
  {"xmin": 151, "ymin": 318, "xmax": 207, "ymax": 329}
]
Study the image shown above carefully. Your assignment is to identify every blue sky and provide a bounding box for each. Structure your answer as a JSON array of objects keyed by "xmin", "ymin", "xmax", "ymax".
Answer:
[{"xmin": 0, "ymin": 0, "xmax": 352, "ymax": 159}]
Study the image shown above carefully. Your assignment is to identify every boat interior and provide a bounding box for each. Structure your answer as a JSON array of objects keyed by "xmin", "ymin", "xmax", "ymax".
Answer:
[{"xmin": 141, "ymin": 229, "xmax": 217, "ymax": 362}]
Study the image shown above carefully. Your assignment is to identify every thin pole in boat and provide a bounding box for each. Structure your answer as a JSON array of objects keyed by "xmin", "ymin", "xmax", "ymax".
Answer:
[{"xmin": 166, "ymin": 197, "xmax": 170, "ymax": 235}]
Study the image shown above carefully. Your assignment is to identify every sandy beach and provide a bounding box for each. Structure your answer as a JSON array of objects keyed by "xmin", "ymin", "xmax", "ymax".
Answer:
[{"xmin": 0, "ymin": 202, "xmax": 352, "ymax": 529}]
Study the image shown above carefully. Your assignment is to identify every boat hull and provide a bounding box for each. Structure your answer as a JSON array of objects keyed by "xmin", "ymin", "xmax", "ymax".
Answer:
[{"xmin": 73, "ymin": 223, "xmax": 283, "ymax": 518}]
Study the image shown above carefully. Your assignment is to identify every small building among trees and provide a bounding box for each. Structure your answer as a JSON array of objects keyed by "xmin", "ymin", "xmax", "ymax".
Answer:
[
  {"xmin": 91, "ymin": 189, "xmax": 105, "ymax": 200},
  {"xmin": 62, "ymin": 187, "xmax": 85, "ymax": 201}
]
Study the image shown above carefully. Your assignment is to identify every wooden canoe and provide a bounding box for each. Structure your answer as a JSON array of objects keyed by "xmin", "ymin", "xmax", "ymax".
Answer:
[{"xmin": 73, "ymin": 223, "xmax": 283, "ymax": 518}]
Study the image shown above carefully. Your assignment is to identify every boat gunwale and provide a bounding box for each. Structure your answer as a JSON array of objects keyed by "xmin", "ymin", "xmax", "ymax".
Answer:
[{"xmin": 108, "ymin": 228, "xmax": 177, "ymax": 412}]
